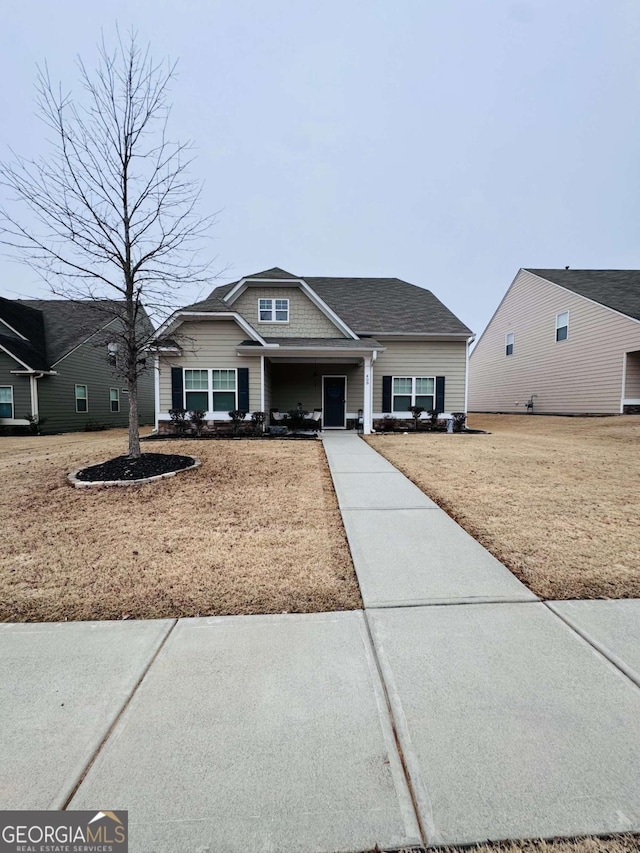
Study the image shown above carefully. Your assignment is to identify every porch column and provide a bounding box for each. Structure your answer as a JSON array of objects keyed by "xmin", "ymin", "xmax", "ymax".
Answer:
[
  {"xmin": 154, "ymin": 355, "xmax": 160, "ymax": 432},
  {"xmin": 363, "ymin": 356, "xmax": 372, "ymax": 434},
  {"xmin": 29, "ymin": 374, "xmax": 39, "ymax": 421}
]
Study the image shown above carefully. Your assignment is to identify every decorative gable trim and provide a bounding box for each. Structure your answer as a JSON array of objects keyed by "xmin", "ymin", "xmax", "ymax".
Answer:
[
  {"xmin": 0, "ymin": 317, "xmax": 28, "ymax": 340},
  {"xmin": 224, "ymin": 277, "xmax": 359, "ymax": 340},
  {"xmin": 152, "ymin": 310, "xmax": 277, "ymax": 348}
]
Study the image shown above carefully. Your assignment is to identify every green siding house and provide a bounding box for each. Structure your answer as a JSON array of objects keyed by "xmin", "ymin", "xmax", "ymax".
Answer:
[{"xmin": 0, "ymin": 297, "xmax": 154, "ymax": 433}]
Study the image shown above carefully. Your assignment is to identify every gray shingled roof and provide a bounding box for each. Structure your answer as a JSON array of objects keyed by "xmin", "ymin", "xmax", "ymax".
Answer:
[
  {"xmin": 526, "ymin": 269, "xmax": 640, "ymax": 322},
  {"xmin": 0, "ymin": 299, "xmax": 155, "ymax": 368},
  {"xmin": 196, "ymin": 273, "xmax": 471, "ymax": 336}
]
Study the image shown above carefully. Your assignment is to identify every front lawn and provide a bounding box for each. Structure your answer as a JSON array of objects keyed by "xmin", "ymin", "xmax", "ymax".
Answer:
[
  {"xmin": 367, "ymin": 415, "xmax": 640, "ymax": 600},
  {"xmin": 0, "ymin": 430, "xmax": 360, "ymax": 621}
]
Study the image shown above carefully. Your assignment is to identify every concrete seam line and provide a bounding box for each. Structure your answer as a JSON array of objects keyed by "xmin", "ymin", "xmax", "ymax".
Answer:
[
  {"xmin": 60, "ymin": 618, "xmax": 179, "ymax": 809},
  {"xmin": 362, "ymin": 610, "xmax": 435, "ymax": 847},
  {"xmin": 544, "ymin": 602, "xmax": 640, "ymax": 693},
  {"xmin": 367, "ymin": 597, "xmax": 540, "ymax": 609}
]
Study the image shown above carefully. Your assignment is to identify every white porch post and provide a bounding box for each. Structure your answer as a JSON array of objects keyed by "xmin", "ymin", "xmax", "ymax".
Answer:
[
  {"xmin": 363, "ymin": 356, "xmax": 372, "ymax": 434},
  {"xmin": 260, "ymin": 356, "xmax": 265, "ymax": 412}
]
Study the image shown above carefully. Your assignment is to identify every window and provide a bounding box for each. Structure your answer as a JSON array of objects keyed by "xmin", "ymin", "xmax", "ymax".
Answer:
[
  {"xmin": 75, "ymin": 384, "xmax": 88, "ymax": 413},
  {"xmin": 393, "ymin": 377, "xmax": 435, "ymax": 412},
  {"xmin": 258, "ymin": 298, "xmax": 289, "ymax": 322},
  {"xmin": 184, "ymin": 369, "xmax": 209, "ymax": 411},
  {"xmin": 0, "ymin": 386, "xmax": 13, "ymax": 419},
  {"xmin": 110, "ymin": 388, "xmax": 120, "ymax": 412},
  {"xmin": 212, "ymin": 369, "xmax": 237, "ymax": 411},
  {"xmin": 556, "ymin": 311, "xmax": 569, "ymax": 342},
  {"xmin": 505, "ymin": 332, "xmax": 514, "ymax": 356}
]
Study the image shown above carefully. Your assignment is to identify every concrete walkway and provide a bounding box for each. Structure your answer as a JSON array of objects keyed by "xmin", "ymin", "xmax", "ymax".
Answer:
[{"xmin": 1, "ymin": 433, "xmax": 639, "ymax": 852}]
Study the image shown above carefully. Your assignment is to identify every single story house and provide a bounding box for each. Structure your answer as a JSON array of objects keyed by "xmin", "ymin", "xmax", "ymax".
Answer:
[
  {"xmin": 152, "ymin": 266, "xmax": 473, "ymax": 434},
  {"xmin": 0, "ymin": 297, "xmax": 155, "ymax": 433},
  {"xmin": 468, "ymin": 268, "xmax": 640, "ymax": 415}
]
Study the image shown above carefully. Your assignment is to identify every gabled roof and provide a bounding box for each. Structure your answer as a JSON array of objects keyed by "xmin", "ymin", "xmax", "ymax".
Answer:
[
  {"xmin": 0, "ymin": 298, "xmax": 154, "ymax": 370},
  {"xmin": 526, "ymin": 269, "xmax": 640, "ymax": 322},
  {"xmin": 0, "ymin": 297, "xmax": 48, "ymax": 369},
  {"xmin": 197, "ymin": 273, "xmax": 472, "ymax": 337}
]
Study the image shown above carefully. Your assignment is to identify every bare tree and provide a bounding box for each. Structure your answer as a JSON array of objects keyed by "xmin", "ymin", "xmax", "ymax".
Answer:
[{"xmin": 0, "ymin": 31, "xmax": 214, "ymax": 457}]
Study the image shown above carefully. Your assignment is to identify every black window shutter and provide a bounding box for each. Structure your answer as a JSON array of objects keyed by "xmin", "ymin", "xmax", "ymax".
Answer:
[
  {"xmin": 238, "ymin": 367, "xmax": 250, "ymax": 411},
  {"xmin": 171, "ymin": 367, "xmax": 183, "ymax": 410},
  {"xmin": 435, "ymin": 376, "xmax": 445, "ymax": 413},
  {"xmin": 382, "ymin": 375, "xmax": 392, "ymax": 412}
]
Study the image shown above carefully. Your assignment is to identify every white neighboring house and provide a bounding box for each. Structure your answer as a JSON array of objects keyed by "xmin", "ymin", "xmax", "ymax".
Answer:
[{"xmin": 469, "ymin": 268, "xmax": 640, "ymax": 415}]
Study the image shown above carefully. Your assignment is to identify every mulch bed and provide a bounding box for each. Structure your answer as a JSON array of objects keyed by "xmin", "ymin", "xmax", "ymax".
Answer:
[{"xmin": 75, "ymin": 453, "xmax": 196, "ymax": 482}]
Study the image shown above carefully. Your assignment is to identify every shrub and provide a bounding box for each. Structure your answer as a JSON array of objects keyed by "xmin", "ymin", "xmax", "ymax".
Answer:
[
  {"xmin": 381, "ymin": 415, "xmax": 397, "ymax": 432},
  {"xmin": 409, "ymin": 405, "xmax": 424, "ymax": 431},
  {"xmin": 84, "ymin": 419, "xmax": 107, "ymax": 432},
  {"xmin": 25, "ymin": 414, "xmax": 46, "ymax": 435},
  {"xmin": 452, "ymin": 412, "xmax": 467, "ymax": 432},
  {"xmin": 428, "ymin": 410, "xmax": 439, "ymax": 430},
  {"xmin": 228, "ymin": 409, "xmax": 247, "ymax": 433},
  {"xmin": 286, "ymin": 408, "xmax": 308, "ymax": 431},
  {"xmin": 188, "ymin": 409, "xmax": 207, "ymax": 436},
  {"xmin": 251, "ymin": 411, "xmax": 266, "ymax": 434},
  {"xmin": 168, "ymin": 407, "xmax": 188, "ymax": 436}
]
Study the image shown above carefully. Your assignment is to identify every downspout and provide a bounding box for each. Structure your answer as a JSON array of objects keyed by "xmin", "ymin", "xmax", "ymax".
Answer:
[
  {"xmin": 30, "ymin": 373, "xmax": 43, "ymax": 421},
  {"xmin": 153, "ymin": 355, "xmax": 160, "ymax": 433},
  {"xmin": 464, "ymin": 336, "xmax": 475, "ymax": 413}
]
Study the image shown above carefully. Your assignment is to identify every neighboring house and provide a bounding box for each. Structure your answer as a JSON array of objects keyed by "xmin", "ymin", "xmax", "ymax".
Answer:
[
  {"xmin": 152, "ymin": 266, "xmax": 473, "ymax": 434},
  {"xmin": 469, "ymin": 268, "xmax": 640, "ymax": 415},
  {"xmin": 0, "ymin": 297, "xmax": 155, "ymax": 433}
]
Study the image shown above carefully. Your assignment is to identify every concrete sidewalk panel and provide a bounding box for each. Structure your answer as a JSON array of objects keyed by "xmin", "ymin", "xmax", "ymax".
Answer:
[
  {"xmin": 322, "ymin": 450, "xmax": 398, "ymax": 473},
  {"xmin": 70, "ymin": 611, "xmax": 422, "ymax": 853},
  {"xmin": 332, "ymin": 471, "xmax": 437, "ymax": 509},
  {"xmin": 343, "ymin": 508, "xmax": 537, "ymax": 606},
  {"xmin": 0, "ymin": 619, "xmax": 174, "ymax": 809},
  {"xmin": 548, "ymin": 599, "xmax": 640, "ymax": 687},
  {"xmin": 368, "ymin": 603, "xmax": 640, "ymax": 846}
]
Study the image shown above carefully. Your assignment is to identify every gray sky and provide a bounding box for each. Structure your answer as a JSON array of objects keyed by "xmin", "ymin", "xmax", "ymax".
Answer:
[{"xmin": 2, "ymin": 0, "xmax": 640, "ymax": 337}]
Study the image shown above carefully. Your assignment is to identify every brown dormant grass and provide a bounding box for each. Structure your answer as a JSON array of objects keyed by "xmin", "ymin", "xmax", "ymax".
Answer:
[
  {"xmin": 367, "ymin": 415, "xmax": 640, "ymax": 600},
  {"xmin": 435, "ymin": 837, "xmax": 640, "ymax": 853},
  {"xmin": 0, "ymin": 430, "xmax": 360, "ymax": 622}
]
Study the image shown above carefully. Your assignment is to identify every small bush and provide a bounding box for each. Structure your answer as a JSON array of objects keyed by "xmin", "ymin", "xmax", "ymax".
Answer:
[
  {"xmin": 428, "ymin": 410, "xmax": 439, "ymax": 430},
  {"xmin": 168, "ymin": 407, "xmax": 188, "ymax": 436},
  {"xmin": 25, "ymin": 414, "xmax": 47, "ymax": 435},
  {"xmin": 251, "ymin": 411, "xmax": 266, "ymax": 434},
  {"xmin": 409, "ymin": 405, "xmax": 424, "ymax": 431},
  {"xmin": 452, "ymin": 412, "xmax": 467, "ymax": 432},
  {"xmin": 84, "ymin": 420, "xmax": 107, "ymax": 432},
  {"xmin": 228, "ymin": 410, "xmax": 247, "ymax": 433},
  {"xmin": 381, "ymin": 415, "xmax": 397, "ymax": 432},
  {"xmin": 188, "ymin": 409, "xmax": 207, "ymax": 436}
]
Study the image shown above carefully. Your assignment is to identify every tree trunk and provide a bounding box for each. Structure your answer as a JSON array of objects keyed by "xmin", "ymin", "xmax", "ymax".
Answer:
[{"xmin": 128, "ymin": 372, "xmax": 140, "ymax": 459}]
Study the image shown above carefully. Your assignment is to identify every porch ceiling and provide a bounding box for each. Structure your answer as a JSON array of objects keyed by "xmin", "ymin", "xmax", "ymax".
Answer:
[{"xmin": 237, "ymin": 337, "xmax": 383, "ymax": 359}]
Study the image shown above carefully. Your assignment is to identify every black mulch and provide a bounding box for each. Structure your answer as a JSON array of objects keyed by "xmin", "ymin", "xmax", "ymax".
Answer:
[{"xmin": 75, "ymin": 453, "xmax": 196, "ymax": 482}]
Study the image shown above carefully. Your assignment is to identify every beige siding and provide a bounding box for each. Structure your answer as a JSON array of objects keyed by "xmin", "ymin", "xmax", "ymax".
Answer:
[
  {"xmin": 469, "ymin": 270, "xmax": 640, "ymax": 414},
  {"xmin": 372, "ymin": 340, "xmax": 467, "ymax": 413},
  {"xmin": 158, "ymin": 319, "xmax": 261, "ymax": 413},
  {"xmin": 270, "ymin": 361, "xmax": 364, "ymax": 414},
  {"xmin": 232, "ymin": 287, "xmax": 347, "ymax": 338}
]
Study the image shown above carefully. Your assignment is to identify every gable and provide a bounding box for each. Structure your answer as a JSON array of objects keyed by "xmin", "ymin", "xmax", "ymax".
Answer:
[
  {"xmin": 231, "ymin": 286, "xmax": 349, "ymax": 339},
  {"xmin": 525, "ymin": 269, "xmax": 640, "ymax": 322}
]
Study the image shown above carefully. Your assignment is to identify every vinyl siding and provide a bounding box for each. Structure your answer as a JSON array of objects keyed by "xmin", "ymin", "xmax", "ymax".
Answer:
[
  {"xmin": 158, "ymin": 320, "xmax": 261, "ymax": 413},
  {"xmin": 37, "ymin": 341, "xmax": 154, "ymax": 433},
  {"xmin": 232, "ymin": 287, "xmax": 347, "ymax": 338},
  {"xmin": 270, "ymin": 361, "xmax": 364, "ymax": 413},
  {"xmin": 0, "ymin": 351, "xmax": 31, "ymax": 422},
  {"xmin": 469, "ymin": 269, "xmax": 640, "ymax": 414},
  {"xmin": 372, "ymin": 340, "xmax": 467, "ymax": 413}
]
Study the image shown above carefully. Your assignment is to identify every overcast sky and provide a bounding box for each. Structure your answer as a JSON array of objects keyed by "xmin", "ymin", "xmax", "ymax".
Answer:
[{"xmin": 2, "ymin": 0, "xmax": 640, "ymax": 336}]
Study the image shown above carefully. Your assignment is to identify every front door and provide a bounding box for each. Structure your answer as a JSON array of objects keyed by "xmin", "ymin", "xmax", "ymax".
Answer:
[{"xmin": 323, "ymin": 376, "xmax": 346, "ymax": 428}]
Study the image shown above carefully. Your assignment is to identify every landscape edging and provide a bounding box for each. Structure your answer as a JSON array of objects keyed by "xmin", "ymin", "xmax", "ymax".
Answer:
[{"xmin": 67, "ymin": 457, "xmax": 202, "ymax": 489}]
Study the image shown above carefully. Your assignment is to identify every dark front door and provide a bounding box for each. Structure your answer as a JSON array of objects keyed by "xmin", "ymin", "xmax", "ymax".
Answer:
[{"xmin": 323, "ymin": 376, "xmax": 346, "ymax": 427}]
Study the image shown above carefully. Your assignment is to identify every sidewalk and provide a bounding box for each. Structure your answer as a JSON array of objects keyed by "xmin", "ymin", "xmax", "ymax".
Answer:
[{"xmin": 1, "ymin": 434, "xmax": 639, "ymax": 852}]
